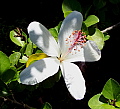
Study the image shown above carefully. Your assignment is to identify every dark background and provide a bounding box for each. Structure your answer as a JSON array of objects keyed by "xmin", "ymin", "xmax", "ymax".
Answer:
[{"xmin": 0, "ymin": 0, "xmax": 120, "ymax": 108}]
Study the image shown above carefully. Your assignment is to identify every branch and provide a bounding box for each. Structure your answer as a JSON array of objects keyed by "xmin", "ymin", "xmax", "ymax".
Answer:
[
  {"xmin": 101, "ymin": 22, "xmax": 120, "ymax": 33},
  {"xmin": 0, "ymin": 96, "xmax": 34, "ymax": 109}
]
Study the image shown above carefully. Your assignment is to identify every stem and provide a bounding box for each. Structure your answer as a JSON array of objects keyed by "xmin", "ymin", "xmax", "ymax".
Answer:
[
  {"xmin": 101, "ymin": 22, "xmax": 120, "ymax": 33},
  {"xmin": 0, "ymin": 96, "xmax": 35, "ymax": 109},
  {"xmin": 17, "ymin": 64, "xmax": 26, "ymax": 71}
]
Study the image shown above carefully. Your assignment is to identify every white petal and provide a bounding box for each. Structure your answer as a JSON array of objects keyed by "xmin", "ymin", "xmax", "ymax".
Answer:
[
  {"xmin": 63, "ymin": 47, "xmax": 85, "ymax": 62},
  {"xmin": 64, "ymin": 40, "xmax": 101, "ymax": 62},
  {"xmin": 58, "ymin": 11, "xmax": 83, "ymax": 56},
  {"xmin": 28, "ymin": 21, "xmax": 60, "ymax": 57},
  {"xmin": 20, "ymin": 57, "xmax": 60, "ymax": 85},
  {"xmin": 83, "ymin": 40, "xmax": 101, "ymax": 61},
  {"xmin": 60, "ymin": 61, "xmax": 86, "ymax": 100}
]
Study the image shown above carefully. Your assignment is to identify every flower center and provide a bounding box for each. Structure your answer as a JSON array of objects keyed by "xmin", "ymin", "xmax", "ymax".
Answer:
[
  {"xmin": 65, "ymin": 30, "xmax": 87, "ymax": 53},
  {"xmin": 58, "ymin": 30, "xmax": 87, "ymax": 62}
]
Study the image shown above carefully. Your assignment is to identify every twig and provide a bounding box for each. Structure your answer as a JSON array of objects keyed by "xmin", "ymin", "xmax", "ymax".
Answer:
[
  {"xmin": 101, "ymin": 22, "xmax": 120, "ymax": 33},
  {"xmin": 0, "ymin": 96, "xmax": 34, "ymax": 109}
]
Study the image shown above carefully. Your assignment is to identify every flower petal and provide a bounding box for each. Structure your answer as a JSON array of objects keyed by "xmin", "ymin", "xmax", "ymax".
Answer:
[
  {"xmin": 64, "ymin": 40, "xmax": 101, "ymax": 62},
  {"xmin": 63, "ymin": 47, "xmax": 85, "ymax": 62},
  {"xmin": 58, "ymin": 11, "xmax": 83, "ymax": 56},
  {"xmin": 83, "ymin": 40, "xmax": 101, "ymax": 61},
  {"xmin": 60, "ymin": 61, "xmax": 86, "ymax": 100},
  {"xmin": 20, "ymin": 57, "xmax": 60, "ymax": 85},
  {"xmin": 28, "ymin": 21, "xmax": 60, "ymax": 57}
]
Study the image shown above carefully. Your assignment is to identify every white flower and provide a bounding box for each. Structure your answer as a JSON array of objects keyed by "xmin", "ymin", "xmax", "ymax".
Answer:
[{"xmin": 20, "ymin": 11, "xmax": 101, "ymax": 100}]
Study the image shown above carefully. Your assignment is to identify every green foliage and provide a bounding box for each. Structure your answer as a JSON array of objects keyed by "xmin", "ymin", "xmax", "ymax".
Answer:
[
  {"xmin": 62, "ymin": 0, "xmax": 82, "ymax": 17},
  {"xmin": 41, "ymin": 102, "xmax": 52, "ymax": 109},
  {"xmin": 49, "ymin": 21, "xmax": 62, "ymax": 41},
  {"xmin": 10, "ymin": 29, "xmax": 26, "ymax": 47},
  {"xmin": 9, "ymin": 52, "xmax": 21, "ymax": 66},
  {"xmin": 88, "ymin": 78, "xmax": 120, "ymax": 109},
  {"xmin": 87, "ymin": 28, "xmax": 104, "ymax": 50},
  {"xmin": 84, "ymin": 15, "xmax": 99, "ymax": 27},
  {"xmin": 102, "ymin": 79, "xmax": 120, "ymax": 100},
  {"xmin": 0, "ymin": 51, "xmax": 10, "ymax": 75},
  {"xmin": 25, "ymin": 42, "xmax": 33, "ymax": 56}
]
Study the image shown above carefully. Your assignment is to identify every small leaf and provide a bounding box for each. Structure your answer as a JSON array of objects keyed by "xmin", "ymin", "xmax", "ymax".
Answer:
[
  {"xmin": 88, "ymin": 94, "xmax": 103, "ymax": 109},
  {"xmin": 102, "ymin": 78, "xmax": 120, "ymax": 100},
  {"xmin": 49, "ymin": 21, "xmax": 62, "ymax": 41},
  {"xmin": 82, "ymin": 22, "xmax": 89, "ymax": 35},
  {"xmin": 9, "ymin": 52, "xmax": 21, "ymax": 66},
  {"xmin": 84, "ymin": 15, "xmax": 99, "ymax": 27},
  {"xmin": 54, "ymin": 21, "xmax": 62, "ymax": 33},
  {"xmin": 0, "ymin": 51, "xmax": 10, "ymax": 75},
  {"xmin": 10, "ymin": 30, "xmax": 25, "ymax": 47},
  {"xmin": 104, "ymin": 34, "xmax": 110, "ymax": 41},
  {"xmin": 62, "ymin": 0, "xmax": 82, "ymax": 17},
  {"xmin": 25, "ymin": 42, "xmax": 33, "ymax": 56},
  {"xmin": 41, "ymin": 102, "xmax": 52, "ymax": 109},
  {"xmin": 63, "ymin": 11, "xmax": 73, "ymax": 18},
  {"xmin": 26, "ymin": 53, "xmax": 48, "ymax": 67},
  {"xmin": 88, "ymin": 94, "xmax": 116, "ymax": 109},
  {"xmin": 49, "ymin": 28, "xmax": 58, "ymax": 40},
  {"xmin": 87, "ymin": 28, "xmax": 104, "ymax": 50},
  {"xmin": 20, "ymin": 44, "xmax": 27, "ymax": 55}
]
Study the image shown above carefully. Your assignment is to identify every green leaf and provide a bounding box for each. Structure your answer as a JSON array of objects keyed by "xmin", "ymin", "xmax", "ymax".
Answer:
[
  {"xmin": 49, "ymin": 21, "xmax": 62, "ymax": 41},
  {"xmin": 41, "ymin": 102, "xmax": 52, "ymax": 109},
  {"xmin": 0, "ymin": 51, "xmax": 10, "ymax": 75},
  {"xmin": 1, "ymin": 66, "xmax": 17, "ymax": 83},
  {"xmin": 88, "ymin": 94, "xmax": 104, "ymax": 109},
  {"xmin": 104, "ymin": 34, "xmax": 110, "ymax": 41},
  {"xmin": 62, "ymin": 0, "xmax": 82, "ymax": 17},
  {"xmin": 84, "ymin": 15, "xmax": 99, "ymax": 27},
  {"xmin": 88, "ymin": 94, "xmax": 116, "ymax": 109},
  {"xmin": 9, "ymin": 52, "xmax": 21, "ymax": 66},
  {"xmin": 64, "ymin": 11, "xmax": 73, "ymax": 18},
  {"xmin": 49, "ymin": 28, "xmax": 58, "ymax": 40},
  {"xmin": 10, "ymin": 30, "xmax": 25, "ymax": 47},
  {"xmin": 102, "ymin": 78, "xmax": 120, "ymax": 100},
  {"xmin": 116, "ymin": 94, "xmax": 120, "ymax": 102},
  {"xmin": 25, "ymin": 42, "xmax": 33, "ymax": 56},
  {"xmin": 87, "ymin": 28, "xmax": 104, "ymax": 50},
  {"xmin": 101, "ymin": 104, "xmax": 116, "ymax": 109},
  {"xmin": 82, "ymin": 22, "xmax": 89, "ymax": 35},
  {"xmin": 116, "ymin": 99, "xmax": 120, "ymax": 107},
  {"xmin": 19, "ymin": 43, "xmax": 27, "ymax": 55}
]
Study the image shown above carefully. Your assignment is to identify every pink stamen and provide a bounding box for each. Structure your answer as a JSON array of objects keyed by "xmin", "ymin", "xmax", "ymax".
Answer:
[{"xmin": 65, "ymin": 30, "xmax": 87, "ymax": 54}]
